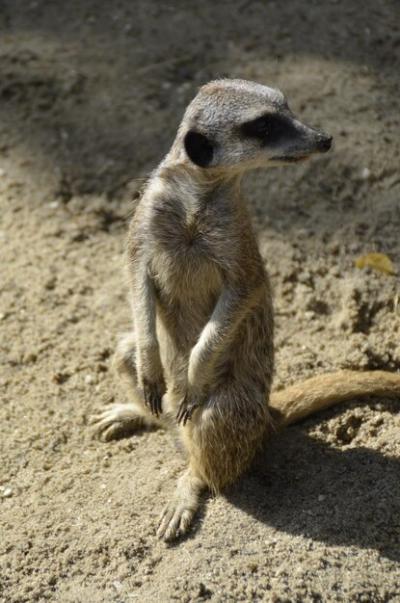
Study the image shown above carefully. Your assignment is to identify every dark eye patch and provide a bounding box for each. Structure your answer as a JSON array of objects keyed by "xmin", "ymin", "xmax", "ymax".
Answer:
[{"xmin": 240, "ymin": 113, "xmax": 295, "ymax": 146}]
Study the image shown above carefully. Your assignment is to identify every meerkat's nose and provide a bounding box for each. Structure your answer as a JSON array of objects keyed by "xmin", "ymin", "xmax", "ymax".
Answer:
[{"xmin": 316, "ymin": 133, "xmax": 333, "ymax": 153}]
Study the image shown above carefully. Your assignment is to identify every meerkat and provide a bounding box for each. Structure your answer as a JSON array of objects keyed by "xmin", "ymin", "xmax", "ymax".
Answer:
[{"xmin": 92, "ymin": 79, "xmax": 400, "ymax": 542}]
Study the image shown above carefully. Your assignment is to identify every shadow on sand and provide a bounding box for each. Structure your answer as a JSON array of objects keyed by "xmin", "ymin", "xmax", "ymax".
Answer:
[{"xmin": 225, "ymin": 400, "xmax": 400, "ymax": 561}]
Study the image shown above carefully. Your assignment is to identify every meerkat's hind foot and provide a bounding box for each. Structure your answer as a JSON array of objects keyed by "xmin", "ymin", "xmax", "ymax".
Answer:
[
  {"xmin": 157, "ymin": 469, "xmax": 205, "ymax": 542},
  {"xmin": 91, "ymin": 403, "xmax": 154, "ymax": 442}
]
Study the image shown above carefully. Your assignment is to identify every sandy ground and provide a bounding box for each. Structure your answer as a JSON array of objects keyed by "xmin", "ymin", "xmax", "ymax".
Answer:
[{"xmin": 1, "ymin": 1, "xmax": 400, "ymax": 601}]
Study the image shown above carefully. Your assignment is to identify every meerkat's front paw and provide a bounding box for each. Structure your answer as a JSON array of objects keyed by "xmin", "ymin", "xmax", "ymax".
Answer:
[
  {"xmin": 157, "ymin": 499, "xmax": 196, "ymax": 542},
  {"xmin": 90, "ymin": 404, "xmax": 144, "ymax": 441}
]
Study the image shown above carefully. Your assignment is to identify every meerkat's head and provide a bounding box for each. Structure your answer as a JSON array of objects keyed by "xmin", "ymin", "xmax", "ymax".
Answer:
[{"xmin": 178, "ymin": 79, "xmax": 332, "ymax": 172}]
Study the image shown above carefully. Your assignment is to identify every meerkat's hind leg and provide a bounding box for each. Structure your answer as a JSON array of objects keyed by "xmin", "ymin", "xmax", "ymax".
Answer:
[
  {"xmin": 92, "ymin": 331, "xmax": 161, "ymax": 441},
  {"xmin": 112, "ymin": 331, "xmax": 139, "ymax": 386},
  {"xmin": 157, "ymin": 467, "xmax": 206, "ymax": 542},
  {"xmin": 91, "ymin": 400, "xmax": 159, "ymax": 442}
]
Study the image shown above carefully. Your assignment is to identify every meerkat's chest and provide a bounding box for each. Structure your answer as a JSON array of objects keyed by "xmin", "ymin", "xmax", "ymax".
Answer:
[
  {"xmin": 152, "ymin": 200, "xmax": 229, "ymax": 260},
  {"xmin": 149, "ymin": 203, "xmax": 227, "ymax": 296}
]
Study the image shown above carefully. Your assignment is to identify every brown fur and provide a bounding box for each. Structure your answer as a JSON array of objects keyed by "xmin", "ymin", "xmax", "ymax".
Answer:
[{"xmin": 270, "ymin": 370, "xmax": 400, "ymax": 427}]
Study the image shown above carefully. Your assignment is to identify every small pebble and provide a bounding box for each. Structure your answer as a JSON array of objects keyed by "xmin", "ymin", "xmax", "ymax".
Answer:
[
  {"xmin": 2, "ymin": 487, "xmax": 13, "ymax": 498},
  {"xmin": 360, "ymin": 167, "xmax": 371, "ymax": 180},
  {"xmin": 112, "ymin": 581, "xmax": 123, "ymax": 593}
]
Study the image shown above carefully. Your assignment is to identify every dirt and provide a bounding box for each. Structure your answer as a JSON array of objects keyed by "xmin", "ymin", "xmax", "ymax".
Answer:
[{"xmin": 1, "ymin": 1, "xmax": 400, "ymax": 601}]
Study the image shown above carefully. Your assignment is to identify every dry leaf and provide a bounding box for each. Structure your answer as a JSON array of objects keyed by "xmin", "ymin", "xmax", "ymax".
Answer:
[{"xmin": 355, "ymin": 252, "xmax": 396, "ymax": 275}]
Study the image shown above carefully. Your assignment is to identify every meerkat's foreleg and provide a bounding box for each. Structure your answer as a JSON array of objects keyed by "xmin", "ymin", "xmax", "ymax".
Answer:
[
  {"xmin": 131, "ymin": 265, "xmax": 166, "ymax": 416},
  {"xmin": 177, "ymin": 284, "xmax": 263, "ymax": 423}
]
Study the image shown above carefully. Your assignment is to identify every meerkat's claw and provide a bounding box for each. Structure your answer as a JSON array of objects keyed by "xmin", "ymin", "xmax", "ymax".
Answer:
[
  {"xmin": 90, "ymin": 404, "xmax": 145, "ymax": 441},
  {"xmin": 176, "ymin": 404, "xmax": 189, "ymax": 425},
  {"xmin": 176, "ymin": 398, "xmax": 188, "ymax": 424},
  {"xmin": 176, "ymin": 395, "xmax": 199, "ymax": 425},
  {"xmin": 143, "ymin": 381, "xmax": 163, "ymax": 417},
  {"xmin": 157, "ymin": 501, "xmax": 195, "ymax": 541}
]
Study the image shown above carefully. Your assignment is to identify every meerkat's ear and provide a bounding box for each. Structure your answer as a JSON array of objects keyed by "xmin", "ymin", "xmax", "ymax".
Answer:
[{"xmin": 184, "ymin": 130, "xmax": 214, "ymax": 168}]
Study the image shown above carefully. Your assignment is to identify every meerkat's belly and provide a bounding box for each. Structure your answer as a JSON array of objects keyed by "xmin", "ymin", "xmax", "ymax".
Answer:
[{"xmin": 154, "ymin": 250, "xmax": 222, "ymax": 332}]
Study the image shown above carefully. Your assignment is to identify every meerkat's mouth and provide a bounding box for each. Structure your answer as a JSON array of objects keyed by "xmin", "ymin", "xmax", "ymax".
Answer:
[{"xmin": 272, "ymin": 155, "xmax": 310, "ymax": 163}]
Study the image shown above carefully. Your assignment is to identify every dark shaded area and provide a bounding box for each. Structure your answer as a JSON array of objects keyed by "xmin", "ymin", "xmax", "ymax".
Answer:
[
  {"xmin": 227, "ymin": 399, "xmax": 400, "ymax": 561},
  {"xmin": 0, "ymin": 0, "xmax": 399, "ymax": 200}
]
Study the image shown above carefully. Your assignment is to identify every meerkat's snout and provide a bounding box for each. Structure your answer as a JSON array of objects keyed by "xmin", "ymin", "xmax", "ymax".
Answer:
[
  {"xmin": 315, "ymin": 132, "xmax": 333, "ymax": 153},
  {"xmin": 271, "ymin": 118, "xmax": 333, "ymax": 164}
]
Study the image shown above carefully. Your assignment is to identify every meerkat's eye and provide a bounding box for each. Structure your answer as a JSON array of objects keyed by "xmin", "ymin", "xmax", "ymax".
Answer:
[{"xmin": 240, "ymin": 113, "xmax": 292, "ymax": 146}]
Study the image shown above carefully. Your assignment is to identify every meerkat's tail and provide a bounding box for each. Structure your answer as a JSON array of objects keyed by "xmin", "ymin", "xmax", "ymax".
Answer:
[{"xmin": 269, "ymin": 370, "xmax": 400, "ymax": 427}]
